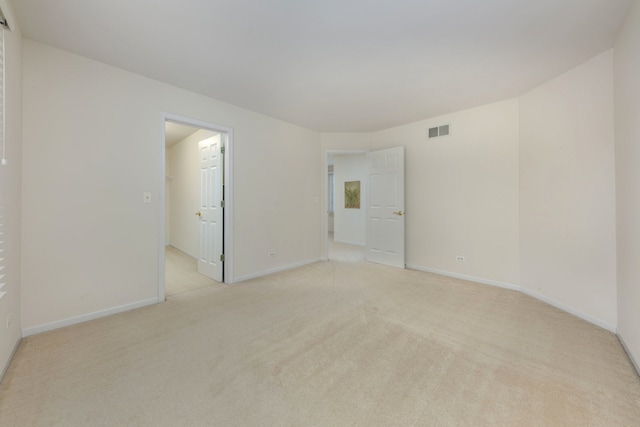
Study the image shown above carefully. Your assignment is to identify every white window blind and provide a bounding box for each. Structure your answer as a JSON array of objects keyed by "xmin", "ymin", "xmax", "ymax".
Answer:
[
  {"xmin": 0, "ymin": 9, "xmax": 8, "ymax": 301},
  {"xmin": 0, "ymin": 9, "xmax": 7, "ymax": 166},
  {"xmin": 0, "ymin": 157, "xmax": 5, "ymax": 300},
  {"xmin": 0, "ymin": 182, "xmax": 6, "ymax": 301}
]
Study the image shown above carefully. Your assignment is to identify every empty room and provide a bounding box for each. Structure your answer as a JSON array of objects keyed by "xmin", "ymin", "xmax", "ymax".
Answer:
[{"xmin": 1, "ymin": 0, "xmax": 640, "ymax": 425}]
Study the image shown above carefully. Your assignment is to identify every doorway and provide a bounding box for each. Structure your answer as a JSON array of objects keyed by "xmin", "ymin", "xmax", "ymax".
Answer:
[
  {"xmin": 324, "ymin": 150, "xmax": 368, "ymax": 262},
  {"xmin": 159, "ymin": 113, "xmax": 234, "ymax": 302},
  {"xmin": 323, "ymin": 147, "xmax": 406, "ymax": 267}
]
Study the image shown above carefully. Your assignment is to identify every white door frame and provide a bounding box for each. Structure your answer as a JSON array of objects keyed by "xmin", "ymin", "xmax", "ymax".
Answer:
[
  {"xmin": 159, "ymin": 112, "xmax": 234, "ymax": 302},
  {"xmin": 321, "ymin": 149, "xmax": 369, "ymax": 261}
]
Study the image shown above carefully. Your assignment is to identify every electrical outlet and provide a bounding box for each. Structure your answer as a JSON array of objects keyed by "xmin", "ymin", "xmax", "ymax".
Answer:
[
  {"xmin": 456, "ymin": 256, "xmax": 465, "ymax": 262},
  {"xmin": 143, "ymin": 192, "xmax": 152, "ymax": 203}
]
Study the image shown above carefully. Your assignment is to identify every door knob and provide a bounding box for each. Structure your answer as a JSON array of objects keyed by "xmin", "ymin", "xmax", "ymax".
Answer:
[
  {"xmin": 195, "ymin": 211, "xmax": 202, "ymax": 217},
  {"xmin": 393, "ymin": 211, "xmax": 404, "ymax": 216}
]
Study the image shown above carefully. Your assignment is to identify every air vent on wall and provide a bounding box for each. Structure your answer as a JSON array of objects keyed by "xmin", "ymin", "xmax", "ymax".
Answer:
[{"xmin": 427, "ymin": 124, "xmax": 450, "ymax": 139}]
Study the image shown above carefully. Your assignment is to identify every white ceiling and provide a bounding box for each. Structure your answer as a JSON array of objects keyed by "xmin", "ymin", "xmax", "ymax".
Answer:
[{"xmin": 12, "ymin": 0, "xmax": 633, "ymax": 132}]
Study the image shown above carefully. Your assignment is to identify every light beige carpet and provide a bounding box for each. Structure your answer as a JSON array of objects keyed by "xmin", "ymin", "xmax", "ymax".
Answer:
[
  {"xmin": 1, "ymin": 257, "xmax": 639, "ymax": 426},
  {"xmin": 165, "ymin": 245, "xmax": 222, "ymax": 297}
]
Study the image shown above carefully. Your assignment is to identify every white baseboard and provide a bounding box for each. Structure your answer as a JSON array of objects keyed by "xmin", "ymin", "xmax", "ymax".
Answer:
[
  {"xmin": 617, "ymin": 331, "xmax": 640, "ymax": 377},
  {"xmin": 17, "ymin": 262, "xmax": 621, "ymax": 351},
  {"xmin": 21, "ymin": 258, "xmax": 321, "ymax": 337},
  {"xmin": 166, "ymin": 244, "xmax": 196, "ymax": 260},
  {"xmin": 406, "ymin": 264, "xmax": 521, "ymax": 291},
  {"xmin": 22, "ymin": 297, "xmax": 158, "ymax": 337},
  {"xmin": 519, "ymin": 287, "xmax": 616, "ymax": 333},
  {"xmin": 1, "ymin": 336, "xmax": 21, "ymax": 384},
  {"xmin": 406, "ymin": 263, "xmax": 616, "ymax": 333},
  {"xmin": 333, "ymin": 239, "xmax": 365, "ymax": 247},
  {"xmin": 233, "ymin": 258, "xmax": 321, "ymax": 283}
]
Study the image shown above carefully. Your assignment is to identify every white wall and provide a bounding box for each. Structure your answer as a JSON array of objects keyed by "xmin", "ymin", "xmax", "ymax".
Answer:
[
  {"xmin": 21, "ymin": 40, "xmax": 321, "ymax": 332},
  {"xmin": 167, "ymin": 130, "xmax": 218, "ymax": 257},
  {"xmin": 333, "ymin": 154, "xmax": 367, "ymax": 245},
  {"xmin": 371, "ymin": 100, "xmax": 520, "ymax": 287},
  {"xmin": 0, "ymin": 0, "xmax": 22, "ymax": 379},
  {"xmin": 519, "ymin": 50, "xmax": 617, "ymax": 330},
  {"xmin": 614, "ymin": 0, "xmax": 640, "ymax": 370}
]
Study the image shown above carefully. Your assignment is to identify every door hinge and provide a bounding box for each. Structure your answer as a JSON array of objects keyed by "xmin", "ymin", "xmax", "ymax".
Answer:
[
  {"xmin": 220, "ymin": 254, "xmax": 225, "ymax": 262},
  {"xmin": 221, "ymin": 146, "xmax": 225, "ymax": 154},
  {"xmin": 220, "ymin": 200, "xmax": 225, "ymax": 208}
]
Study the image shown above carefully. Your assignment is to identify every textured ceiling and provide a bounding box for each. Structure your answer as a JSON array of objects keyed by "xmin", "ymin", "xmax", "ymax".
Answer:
[{"xmin": 12, "ymin": 0, "xmax": 633, "ymax": 132}]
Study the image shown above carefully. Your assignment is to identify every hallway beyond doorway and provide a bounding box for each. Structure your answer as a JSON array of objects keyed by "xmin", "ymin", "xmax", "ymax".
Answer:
[
  {"xmin": 328, "ymin": 232, "xmax": 365, "ymax": 263},
  {"xmin": 165, "ymin": 246, "xmax": 223, "ymax": 297}
]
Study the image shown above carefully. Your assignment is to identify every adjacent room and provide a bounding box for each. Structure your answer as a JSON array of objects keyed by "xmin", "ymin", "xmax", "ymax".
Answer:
[
  {"xmin": 1, "ymin": 0, "xmax": 639, "ymax": 425},
  {"xmin": 164, "ymin": 121, "xmax": 227, "ymax": 296},
  {"xmin": 326, "ymin": 152, "xmax": 367, "ymax": 263}
]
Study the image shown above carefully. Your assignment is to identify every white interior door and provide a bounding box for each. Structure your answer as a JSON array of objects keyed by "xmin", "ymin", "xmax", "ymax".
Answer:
[
  {"xmin": 197, "ymin": 135, "xmax": 223, "ymax": 282},
  {"xmin": 366, "ymin": 146, "xmax": 405, "ymax": 268}
]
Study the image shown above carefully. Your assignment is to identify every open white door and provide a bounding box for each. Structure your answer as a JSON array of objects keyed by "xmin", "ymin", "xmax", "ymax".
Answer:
[
  {"xmin": 197, "ymin": 135, "xmax": 223, "ymax": 282},
  {"xmin": 366, "ymin": 146, "xmax": 405, "ymax": 268}
]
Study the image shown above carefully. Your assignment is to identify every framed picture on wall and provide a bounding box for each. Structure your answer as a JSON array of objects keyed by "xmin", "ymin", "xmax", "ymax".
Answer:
[{"xmin": 345, "ymin": 181, "xmax": 361, "ymax": 209}]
